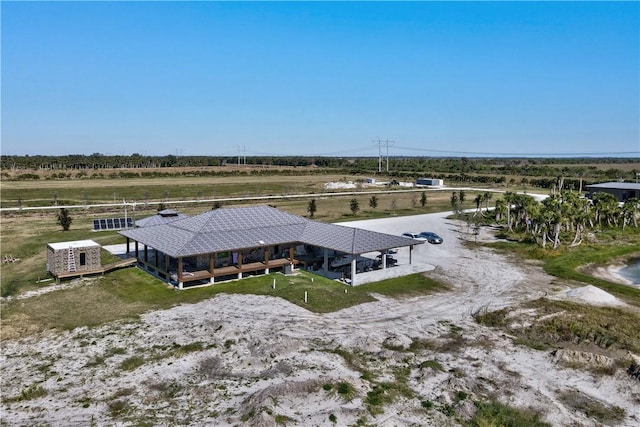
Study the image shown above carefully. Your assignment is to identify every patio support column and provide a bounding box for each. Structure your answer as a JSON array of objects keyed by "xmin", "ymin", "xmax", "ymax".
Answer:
[
  {"xmin": 209, "ymin": 253, "xmax": 215, "ymax": 284},
  {"xmin": 144, "ymin": 245, "xmax": 148, "ymax": 263},
  {"xmin": 264, "ymin": 249, "xmax": 270, "ymax": 274},
  {"xmin": 155, "ymin": 249, "xmax": 159, "ymax": 267},
  {"xmin": 350, "ymin": 258, "xmax": 357, "ymax": 286},
  {"xmin": 165, "ymin": 254, "xmax": 169, "ymax": 273},
  {"xmin": 178, "ymin": 257, "xmax": 184, "ymax": 289},
  {"xmin": 135, "ymin": 241, "xmax": 139, "ymax": 259},
  {"xmin": 126, "ymin": 238, "xmax": 130, "ymax": 256},
  {"xmin": 323, "ymin": 248, "xmax": 329, "ymax": 273},
  {"xmin": 382, "ymin": 252, "xmax": 387, "ymax": 269},
  {"xmin": 409, "ymin": 245, "xmax": 413, "ymax": 264},
  {"xmin": 289, "ymin": 247, "xmax": 295, "ymax": 270},
  {"xmin": 237, "ymin": 252, "xmax": 243, "ymax": 279}
]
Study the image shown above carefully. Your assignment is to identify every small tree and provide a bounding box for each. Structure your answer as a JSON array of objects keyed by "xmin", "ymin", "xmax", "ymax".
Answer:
[
  {"xmin": 157, "ymin": 202, "xmax": 166, "ymax": 212},
  {"xmin": 420, "ymin": 192, "xmax": 428, "ymax": 208},
  {"xmin": 57, "ymin": 208, "xmax": 72, "ymax": 231},
  {"xmin": 350, "ymin": 198, "xmax": 360, "ymax": 216},
  {"xmin": 369, "ymin": 195, "xmax": 378, "ymax": 210},
  {"xmin": 307, "ymin": 199, "xmax": 317, "ymax": 218}
]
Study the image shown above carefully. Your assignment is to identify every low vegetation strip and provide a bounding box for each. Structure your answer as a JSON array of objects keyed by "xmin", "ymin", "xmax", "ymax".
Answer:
[
  {"xmin": 474, "ymin": 298, "xmax": 640, "ymax": 377},
  {"xmin": 1, "ymin": 270, "xmax": 446, "ymax": 340}
]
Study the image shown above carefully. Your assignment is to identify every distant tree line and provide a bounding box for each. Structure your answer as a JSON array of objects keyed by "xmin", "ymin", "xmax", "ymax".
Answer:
[{"xmin": 2, "ymin": 154, "xmax": 638, "ymax": 191}]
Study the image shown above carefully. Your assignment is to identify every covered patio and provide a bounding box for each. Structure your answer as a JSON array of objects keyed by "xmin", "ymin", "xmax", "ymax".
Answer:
[{"xmin": 120, "ymin": 206, "xmax": 422, "ymax": 288}]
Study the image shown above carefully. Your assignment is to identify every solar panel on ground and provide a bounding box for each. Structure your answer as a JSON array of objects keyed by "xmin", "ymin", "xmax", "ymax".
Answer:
[{"xmin": 93, "ymin": 218, "xmax": 135, "ymax": 231}]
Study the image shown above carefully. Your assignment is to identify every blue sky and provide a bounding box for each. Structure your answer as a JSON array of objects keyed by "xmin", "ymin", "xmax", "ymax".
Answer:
[{"xmin": 2, "ymin": 1, "xmax": 638, "ymax": 157}]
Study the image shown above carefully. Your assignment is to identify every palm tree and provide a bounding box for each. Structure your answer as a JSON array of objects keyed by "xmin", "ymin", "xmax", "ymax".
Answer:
[
  {"xmin": 473, "ymin": 194, "xmax": 483, "ymax": 216},
  {"xmin": 621, "ymin": 198, "xmax": 639, "ymax": 229},
  {"xmin": 483, "ymin": 192, "xmax": 493, "ymax": 213}
]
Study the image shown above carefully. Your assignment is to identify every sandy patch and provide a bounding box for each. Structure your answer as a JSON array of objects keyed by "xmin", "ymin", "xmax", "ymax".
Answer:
[{"xmin": 2, "ymin": 213, "xmax": 639, "ymax": 426}]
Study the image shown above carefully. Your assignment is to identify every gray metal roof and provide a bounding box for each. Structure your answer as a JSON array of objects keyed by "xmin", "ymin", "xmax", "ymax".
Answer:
[
  {"xmin": 585, "ymin": 182, "xmax": 640, "ymax": 190},
  {"xmin": 136, "ymin": 211, "xmax": 189, "ymax": 228},
  {"xmin": 120, "ymin": 205, "xmax": 421, "ymax": 258}
]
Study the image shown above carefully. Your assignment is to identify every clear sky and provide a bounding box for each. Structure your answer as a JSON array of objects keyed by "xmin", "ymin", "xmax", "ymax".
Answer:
[{"xmin": 2, "ymin": 1, "xmax": 639, "ymax": 158}]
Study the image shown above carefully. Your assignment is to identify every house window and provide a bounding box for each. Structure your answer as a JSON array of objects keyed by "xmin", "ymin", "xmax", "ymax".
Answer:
[{"xmin": 80, "ymin": 252, "xmax": 87, "ymax": 266}]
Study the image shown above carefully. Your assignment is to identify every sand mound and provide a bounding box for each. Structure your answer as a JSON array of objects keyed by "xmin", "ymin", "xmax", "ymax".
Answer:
[{"xmin": 564, "ymin": 285, "xmax": 622, "ymax": 306}]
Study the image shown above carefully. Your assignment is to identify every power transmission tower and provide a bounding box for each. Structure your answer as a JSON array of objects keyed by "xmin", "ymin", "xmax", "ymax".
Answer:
[{"xmin": 372, "ymin": 138, "xmax": 395, "ymax": 172}]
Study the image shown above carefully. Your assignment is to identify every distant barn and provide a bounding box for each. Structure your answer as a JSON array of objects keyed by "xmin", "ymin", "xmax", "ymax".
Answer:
[
  {"xmin": 416, "ymin": 178, "xmax": 444, "ymax": 186},
  {"xmin": 585, "ymin": 182, "xmax": 640, "ymax": 202}
]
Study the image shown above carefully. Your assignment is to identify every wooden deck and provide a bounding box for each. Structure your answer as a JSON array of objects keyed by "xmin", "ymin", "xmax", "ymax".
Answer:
[
  {"xmin": 54, "ymin": 257, "xmax": 138, "ymax": 281},
  {"xmin": 178, "ymin": 258, "xmax": 301, "ymax": 283}
]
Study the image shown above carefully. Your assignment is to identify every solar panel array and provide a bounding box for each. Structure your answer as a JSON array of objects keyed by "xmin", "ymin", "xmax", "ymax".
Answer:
[{"xmin": 93, "ymin": 217, "xmax": 134, "ymax": 231}]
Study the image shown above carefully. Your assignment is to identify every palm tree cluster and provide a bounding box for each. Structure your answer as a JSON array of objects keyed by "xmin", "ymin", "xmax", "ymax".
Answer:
[{"xmin": 493, "ymin": 191, "xmax": 639, "ymax": 250}]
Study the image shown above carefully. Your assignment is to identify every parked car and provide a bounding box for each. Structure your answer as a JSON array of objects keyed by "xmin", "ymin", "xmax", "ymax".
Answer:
[
  {"xmin": 418, "ymin": 231, "xmax": 443, "ymax": 244},
  {"xmin": 401, "ymin": 232, "xmax": 427, "ymax": 241}
]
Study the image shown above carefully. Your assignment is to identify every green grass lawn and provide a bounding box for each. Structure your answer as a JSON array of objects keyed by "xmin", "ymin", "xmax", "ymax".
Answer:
[
  {"xmin": 1, "ymin": 269, "xmax": 446, "ymax": 339},
  {"xmin": 487, "ymin": 228, "xmax": 640, "ymax": 305}
]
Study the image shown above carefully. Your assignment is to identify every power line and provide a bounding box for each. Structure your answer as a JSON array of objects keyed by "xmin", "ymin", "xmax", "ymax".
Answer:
[{"xmin": 393, "ymin": 145, "xmax": 639, "ymax": 157}]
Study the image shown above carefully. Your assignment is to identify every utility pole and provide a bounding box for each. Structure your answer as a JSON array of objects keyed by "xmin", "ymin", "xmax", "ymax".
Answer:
[{"xmin": 372, "ymin": 138, "xmax": 395, "ymax": 173}]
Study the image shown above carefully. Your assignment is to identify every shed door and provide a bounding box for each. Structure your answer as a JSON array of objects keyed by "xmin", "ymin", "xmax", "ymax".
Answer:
[{"xmin": 79, "ymin": 252, "xmax": 87, "ymax": 266}]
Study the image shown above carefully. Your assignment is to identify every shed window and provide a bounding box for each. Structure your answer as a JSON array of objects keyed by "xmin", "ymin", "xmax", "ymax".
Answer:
[{"xmin": 79, "ymin": 252, "xmax": 87, "ymax": 266}]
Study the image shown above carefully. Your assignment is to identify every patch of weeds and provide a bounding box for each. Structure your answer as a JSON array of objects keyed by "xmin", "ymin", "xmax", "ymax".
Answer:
[
  {"xmin": 473, "ymin": 305, "xmax": 509, "ymax": 327},
  {"xmin": 167, "ymin": 341, "xmax": 203, "ymax": 357},
  {"xmin": 274, "ymin": 414, "xmax": 294, "ymax": 425},
  {"xmin": 365, "ymin": 383, "xmax": 397, "ymax": 415},
  {"xmin": 558, "ymin": 390, "xmax": 626, "ymax": 425},
  {"xmin": 409, "ymin": 337, "xmax": 437, "ymax": 352},
  {"xmin": 419, "ymin": 359, "xmax": 444, "ymax": 372},
  {"xmin": 85, "ymin": 355, "xmax": 106, "ymax": 368},
  {"xmin": 322, "ymin": 383, "xmax": 333, "ymax": 391},
  {"xmin": 421, "ymin": 400, "xmax": 434, "ymax": 410},
  {"xmin": 9, "ymin": 384, "xmax": 48, "ymax": 402},
  {"xmin": 224, "ymin": 339, "xmax": 235, "ymax": 349},
  {"xmin": 336, "ymin": 381, "xmax": 356, "ymax": 401},
  {"xmin": 382, "ymin": 341, "xmax": 406, "ymax": 352},
  {"xmin": 329, "ymin": 413, "xmax": 337, "ymax": 423},
  {"xmin": 470, "ymin": 400, "xmax": 551, "ymax": 427},
  {"xmin": 449, "ymin": 367, "xmax": 465, "ymax": 378},
  {"xmin": 107, "ymin": 399, "xmax": 131, "ymax": 418},
  {"xmin": 119, "ymin": 355, "xmax": 145, "ymax": 371},
  {"xmin": 455, "ymin": 390, "xmax": 468, "ymax": 402},
  {"xmin": 240, "ymin": 408, "xmax": 256, "ymax": 422},
  {"xmin": 104, "ymin": 346, "xmax": 127, "ymax": 357},
  {"xmin": 77, "ymin": 396, "xmax": 92, "ymax": 408},
  {"xmin": 438, "ymin": 403, "xmax": 455, "ymax": 417},
  {"xmin": 111, "ymin": 387, "xmax": 135, "ymax": 399}
]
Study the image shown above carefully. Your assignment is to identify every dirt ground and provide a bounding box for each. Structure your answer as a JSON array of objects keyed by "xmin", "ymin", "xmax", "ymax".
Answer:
[{"xmin": 1, "ymin": 212, "xmax": 639, "ymax": 426}]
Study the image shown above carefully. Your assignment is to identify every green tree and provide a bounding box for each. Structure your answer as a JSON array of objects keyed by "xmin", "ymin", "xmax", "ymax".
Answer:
[
  {"xmin": 57, "ymin": 208, "xmax": 73, "ymax": 231},
  {"xmin": 420, "ymin": 192, "xmax": 428, "ymax": 208},
  {"xmin": 307, "ymin": 199, "xmax": 317, "ymax": 218},
  {"xmin": 350, "ymin": 198, "xmax": 360, "ymax": 216},
  {"xmin": 369, "ymin": 195, "xmax": 378, "ymax": 210}
]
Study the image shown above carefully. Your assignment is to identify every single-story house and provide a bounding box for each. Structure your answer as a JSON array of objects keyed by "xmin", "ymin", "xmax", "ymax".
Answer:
[
  {"xmin": 585, "ymin": 182, "xmax": 640, "ymax": 202},
  {"xmin": 119, "ymin": 205, "xmax": 423, "ymax": 288}
]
